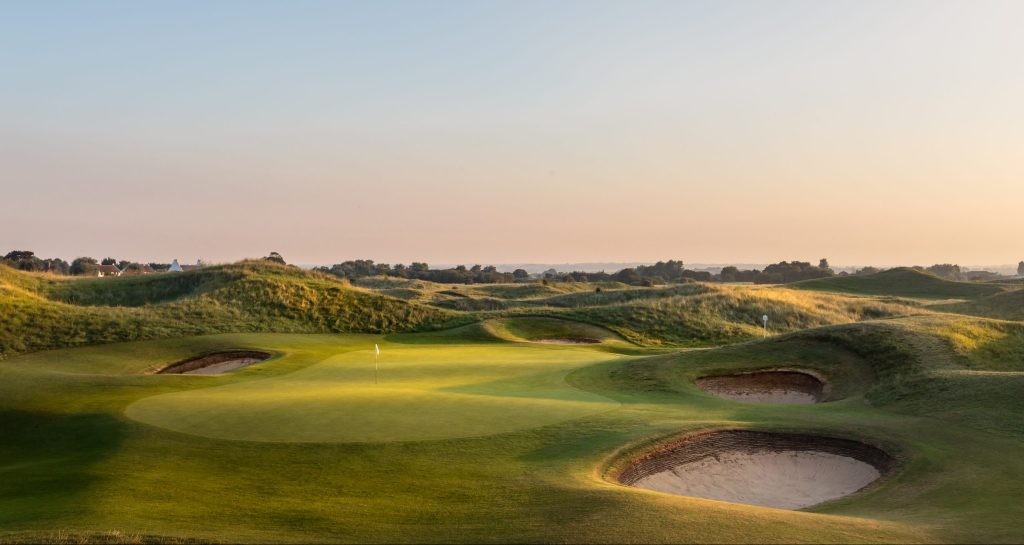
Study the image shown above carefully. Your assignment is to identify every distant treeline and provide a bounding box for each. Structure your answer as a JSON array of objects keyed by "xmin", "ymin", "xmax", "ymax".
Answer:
[
  {"xmin": 1, "ymin": 251, "xmax": 170, "ymax": 275},
  {"xmin": 8, "ymin": 249, "xmax": 1021, "ymax": 284},
  {"xmin": 314, "ymin": 258, "xmax": 836, "ymax": 285},
  {"xmin": 315, "ymin": 260, "xmax": 526, "ymax": 284}
]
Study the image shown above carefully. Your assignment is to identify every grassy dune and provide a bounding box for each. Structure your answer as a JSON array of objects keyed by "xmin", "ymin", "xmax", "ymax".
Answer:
[
  {"xmin": 791, "ymin": 268, "xmax": 1005, "ymax": 299},
  {"xmin": 932, "ymin": 288, "xmax": 1024, "ymax": 321},
  {"xmin": 0, "ymin": 263, "xmax": 462, "ymax": 358},
  {"xmin": 560, "ymin": 285, "xmax": 925, "ymax": 346}
]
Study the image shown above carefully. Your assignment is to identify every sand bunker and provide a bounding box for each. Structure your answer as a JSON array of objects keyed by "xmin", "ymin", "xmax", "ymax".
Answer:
[
  {"xmin": 157, "ymin": 351, "xmax": 271, "ymax": 375},
  {"xmin": 618, "ymin": 430, "xmax": 894, "ymax": 510},
  {"xmin": 696, "ymin": 370, "xmax": 826, "ymax": 404},
  {"xmin": 534, "ymin": 338, "xmax": 602, "ymax": 344}
]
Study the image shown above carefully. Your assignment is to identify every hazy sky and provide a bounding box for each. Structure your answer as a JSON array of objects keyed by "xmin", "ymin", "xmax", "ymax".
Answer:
[{"xmin": 2, "ymin": 0, "xmax": 1022, "ymax": 266}]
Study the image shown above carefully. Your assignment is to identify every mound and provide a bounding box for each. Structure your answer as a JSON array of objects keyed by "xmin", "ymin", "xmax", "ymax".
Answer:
[
  {"xmin": 0, "ymin": 262, "xmax": 462, "ymax": 357},
  {"xmin": 484, "ymin": 317, "xmax": 625, "ymax": 345},
  {"xmin": 618, "ymin": 430, "xmax": 894, "ymax": 509},
  {"xmin": 935, "ymin": 288, "xmax": 1024, "ymax": 321},
  {"xmin": 791, "ymin": 268, "xmax": 1003, "ymax": 299},
  {"xmin": 157, "ymin": 351, "xmax": 272, "ymax": 375},
  {"xmin": 562, "ymin": 285, "xmax": 921, "ymax": 346},
  {"xmin": 696, "ymin": 370, "xmax": 827, "ymax": 404}
]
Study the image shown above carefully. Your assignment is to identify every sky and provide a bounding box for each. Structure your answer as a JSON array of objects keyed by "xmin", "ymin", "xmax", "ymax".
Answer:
[{"xmin": 2, "ymin": 0, "xmax": 1022, "ymax": 267}]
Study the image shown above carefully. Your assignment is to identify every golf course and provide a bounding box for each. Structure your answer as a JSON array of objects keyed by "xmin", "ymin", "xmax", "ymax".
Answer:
[{"xmin": 1, "ymin": 262, "xmax": 1023, "ymax": 543}]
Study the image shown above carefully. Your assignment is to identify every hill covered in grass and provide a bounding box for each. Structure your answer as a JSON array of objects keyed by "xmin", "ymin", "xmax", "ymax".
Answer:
[
  {"xmin": 558, "ymin": 285, "xmax": 926, "ymax": 346},
  {"xmin": 0, "ymin": 262, "xmax": 463, "ymax": 357},
  {"xmin": 932, "ymin": 288, "xmax": 1024, "ymax": 321},
  {"xmin": 790, "ymin": 267, "xmax": 1005, "ymax": 299}
]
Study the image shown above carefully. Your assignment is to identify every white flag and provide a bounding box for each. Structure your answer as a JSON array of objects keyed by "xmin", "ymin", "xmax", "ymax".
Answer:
[{"xmin": 374, "ymin": 344, "xmax": 380, "ymax": 356}]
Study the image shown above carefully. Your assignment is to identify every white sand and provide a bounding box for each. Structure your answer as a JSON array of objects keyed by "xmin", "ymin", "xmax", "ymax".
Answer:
[
  {"xmin": 632, "ymin": 450, "xmax": 881, "ymax": 509},
  {"xmin": 183, "ymin": 357, "xmax": 265, "ymax": 375}
]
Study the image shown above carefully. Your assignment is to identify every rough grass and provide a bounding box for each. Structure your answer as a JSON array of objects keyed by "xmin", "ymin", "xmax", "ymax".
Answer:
[
  {"xmin": 932, "ymin": 288, "xmax": 1024, "ymax": 321},
  {"xmin": 0, "ymin": 263, "xmax": 464, "ymax": 358},
  {"xmin": 559, "ymin": 285, "xmax": 925, "ymax": 346},
  {"xmin": 791, "ymin": 268, "xmax": 1005, "ymax": 299}
]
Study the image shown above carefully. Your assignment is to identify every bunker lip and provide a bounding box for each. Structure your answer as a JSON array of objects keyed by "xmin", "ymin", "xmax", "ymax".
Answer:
[
  {"xmin": 533, "ymin": 337, "xmax": 602, "ymax": 344},
  {"xmin": 155, "ymin": 351, "xmax": 272, "ymax": 375},
  {"xmin": 615, "ymin": 430, "xmax": 896, "ymax": 510},
  {"xmin": 696, "ymin": 369, "xmax": 828, "ymax": 404}
]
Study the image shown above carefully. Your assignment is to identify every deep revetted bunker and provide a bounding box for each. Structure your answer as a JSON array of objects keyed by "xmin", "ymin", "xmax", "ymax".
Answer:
[
  {"xmin": 617, "ymin": 430, "xmax": 895, "ymax": 510},
  {"xmin": 696, "ymin": 370, "xmax": 827, "ymax": 404},
  {"xmin": 156, "ymin": 351, "xmax": 272, "ymax": 375}
]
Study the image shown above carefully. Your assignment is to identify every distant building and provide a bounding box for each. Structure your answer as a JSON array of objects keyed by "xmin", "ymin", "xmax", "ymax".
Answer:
[
  {"xmin": 96, "ymin": 264, "xmax": 122, "ymax": 277},
  {"xmin": 168, "ymin": 259, "xmax": 204, "ymax": 273}
]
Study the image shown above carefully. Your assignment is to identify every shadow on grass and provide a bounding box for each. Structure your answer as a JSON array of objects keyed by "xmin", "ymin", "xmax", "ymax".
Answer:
[{"xmin": 0, "ymin": 410, "xmax": 127, "ymax": 527}]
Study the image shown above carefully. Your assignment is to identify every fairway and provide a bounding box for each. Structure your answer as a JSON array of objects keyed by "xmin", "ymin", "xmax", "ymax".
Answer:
[{"xmin": 126, "ymin": 344, "xmax": 623, "ymax": 443}]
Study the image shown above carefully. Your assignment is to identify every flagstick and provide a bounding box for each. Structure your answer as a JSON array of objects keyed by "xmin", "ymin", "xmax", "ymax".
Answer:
[{"xmin": 374, "ymin": 343, "xmax": 380, "ymax": 384}]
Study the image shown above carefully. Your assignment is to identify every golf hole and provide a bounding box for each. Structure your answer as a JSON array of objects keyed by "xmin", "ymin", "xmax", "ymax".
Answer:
[
  {"xmin": 696, "ymin": 370, "xmax": 827, "ymax": 404},
  {"xmin": 617, "ymin": 430, "xmax": 895, "ymax": 510},
  {"xmin": 156, "ymin": 351, "xmax": 272, "ymax": 375}
]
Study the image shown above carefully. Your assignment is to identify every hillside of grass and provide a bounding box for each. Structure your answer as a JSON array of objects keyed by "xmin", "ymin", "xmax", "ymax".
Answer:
[
  {"xmin": 557, "ymin": 285, "xmax": 925, "ymax": 346},
  {"xmin": 931, "ymin": 288, "xmax": 1024, "ymax": 321},
  {"xmin": 791, "ymin": 267, "xmax": 1005, "ymax": 299},
  {"xmin": 0, "ymin": 262, "xmax": 464, "ymax": 357}
]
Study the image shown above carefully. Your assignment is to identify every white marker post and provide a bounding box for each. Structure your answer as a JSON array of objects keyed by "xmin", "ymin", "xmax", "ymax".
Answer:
[
  {"xmin": 374, "ymin": 343, "xmax": 380, "ymax": 384},
  {"xmin": 762, "ymin": 314, "xmax": 769, "ymax": 337}
]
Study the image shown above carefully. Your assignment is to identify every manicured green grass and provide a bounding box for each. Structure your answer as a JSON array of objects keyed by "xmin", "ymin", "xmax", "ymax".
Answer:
[
  {"xmin": 2, "ymin": 313, "xmax": 1023, "ymax": 543},
  {"xmin": 125, "ymin": 343, "xmax": 623, "ymax": 443}
]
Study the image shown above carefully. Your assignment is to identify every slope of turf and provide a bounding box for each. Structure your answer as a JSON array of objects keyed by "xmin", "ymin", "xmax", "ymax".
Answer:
[
  {"xmin": 0, "ymin": 263, "xmax": 462, "ymax": 358},
  {"xmin": 3, "ymin": 310, "xmax": 1024, "ymax": 543},
  {"xmin": 559, "ymin": 285, "xmax": 924, "ymax": 346},
  {"xmin": 932, "ymin": 288, "xmax": 1024, "ymax": 321},
  {"xmin": 791, "ymin": 268, "xmax": 1004, "ymax": 299}
]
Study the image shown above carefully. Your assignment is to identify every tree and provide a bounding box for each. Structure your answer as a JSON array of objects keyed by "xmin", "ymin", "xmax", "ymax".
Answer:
[
  {"xmin": 264, "ymin": 252, "xmax": 286, "ymax": 265},
  {"xmin": 613, "ymin": 268, "xmax": 642, "ymax": 285},
  {"xmin": 70, "ymin": 257, "xmax": 98, "ymax": 276},
  {"xmin": 4, "ymin": 250, "xmax": 35, "ymax": 262},
  {"xmin": 512, "ymin": 269, "xmax": 529, "ymax": 280},
  {"xmin": 101, "ymin": 257, "xmax": 118, "ymax": 266},
  {"xmin": 818, "ymin": 258, "xmax": 830, "ymax": 270},
  {"xmin": 1018, "ymin": 261, "xmax": 1024, "ymax": 277},
  {"xmin": 3, "ymin": 250, "xmax": 44, "ymax": 271},
  {"xmin": 926, "ymin": 264, "xmax": 961, "ymax": 280}
]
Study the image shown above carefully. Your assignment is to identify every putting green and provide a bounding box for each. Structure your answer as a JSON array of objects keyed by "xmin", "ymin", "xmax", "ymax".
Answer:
[{"xmin": 125, "ymin": 344, "xmax": 623, "ymax": 443}]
